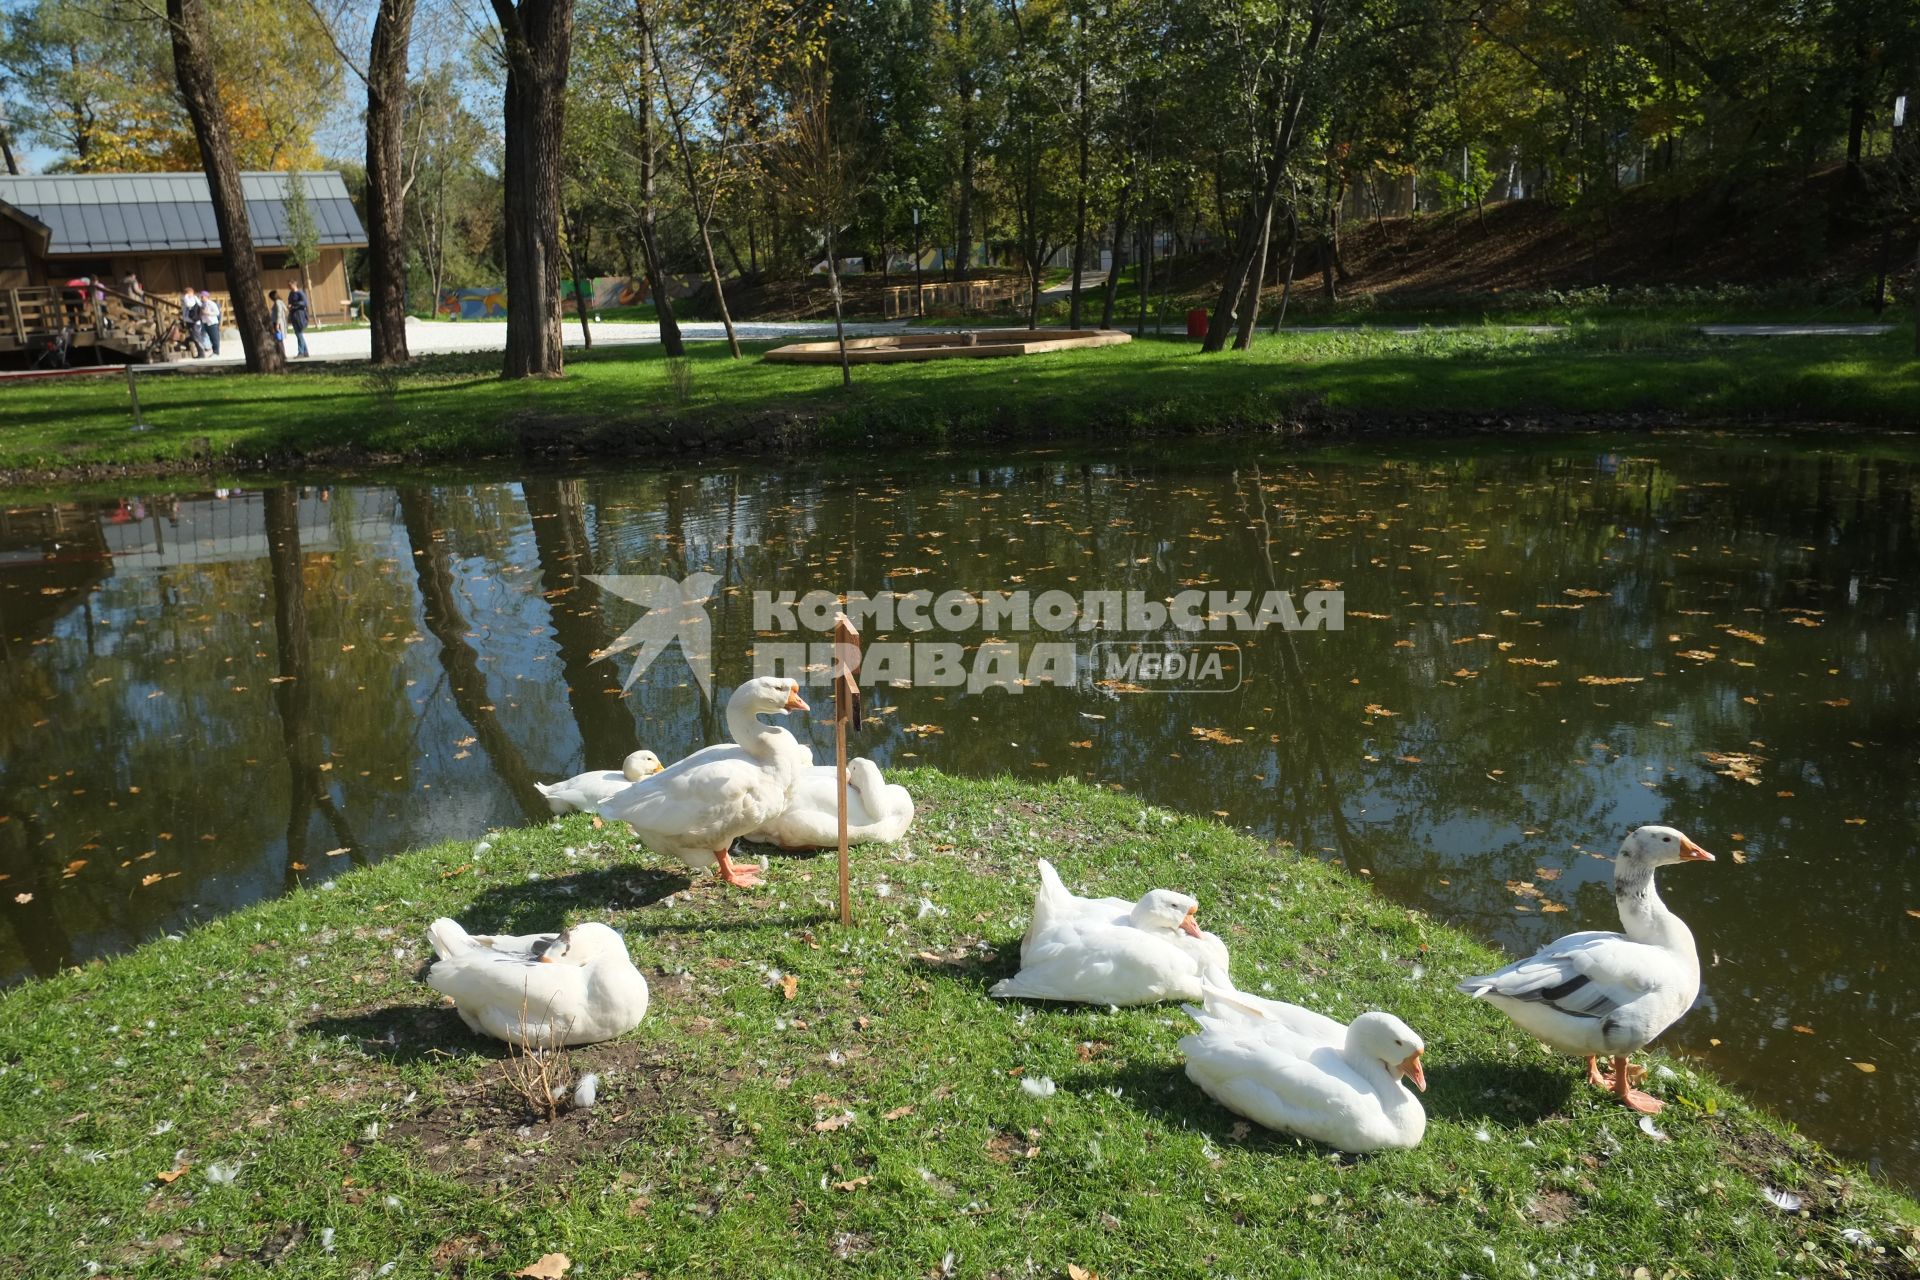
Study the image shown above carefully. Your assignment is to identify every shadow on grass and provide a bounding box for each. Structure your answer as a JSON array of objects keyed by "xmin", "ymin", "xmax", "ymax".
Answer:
[
  {"xmin": 306, "ymin": 1000, "xmax": 491, "ymax": 1064},
  {"xmin": 456, "ymin": 865, "xmax": 692, "ymax": 933},
  {"xmin": 1423, "ymin": 1055, "xmax": 1577, "ymax": 1126}
]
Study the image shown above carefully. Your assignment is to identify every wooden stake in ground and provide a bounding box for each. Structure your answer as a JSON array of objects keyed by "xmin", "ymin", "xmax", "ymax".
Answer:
[{"xmin": 832, "ymin": 613, "xmax": 863, "ymax": 926}]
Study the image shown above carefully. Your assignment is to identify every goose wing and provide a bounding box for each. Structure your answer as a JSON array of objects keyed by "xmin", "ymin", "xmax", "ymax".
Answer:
[{"xmin": 1458, "ymin": 930, "xmax": 1671, "ymax": 1022}]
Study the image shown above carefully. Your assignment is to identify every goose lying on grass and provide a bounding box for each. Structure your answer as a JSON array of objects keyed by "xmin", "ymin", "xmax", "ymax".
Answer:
[
  {"xmin": 1180, "ymin": 986, "xmax": 1428, "ymax": 1152},
  {"xmin": 598, "ymin": 677, "xmax": 811, "ymax": 888},
  {"xmin": 1458, "ymin": 824, "xmax": 1714, "ymax": 1114},
  {"xmin": 989, "ymin": 858, "xmax": 1231, "ymax": 1005},
  {"xmin": 534, "ymin": 750, "xmax": 663, "ymax": 814},
  {"xmin": 746, "ymin": 757, "xmax": 915, "ymax": 849},
  {"xmin": 424, "ymin": 920, "xmax": 650, "ymax": 1047}
]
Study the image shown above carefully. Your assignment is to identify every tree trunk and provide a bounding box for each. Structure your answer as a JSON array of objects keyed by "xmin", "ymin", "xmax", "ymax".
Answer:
[
  {"xmin": 167, "ymin": 0, "xmax": 284, "ymax": 374},
  {"xmin": 645, "ymin": 20, "xmax": 739, "ymax": 356},
  {"xmin": 1201, "ymin": 0, "xmax": 1328, "ymax": 353},
  {"xmin": 1066, "ymin": 56, "xmax": 1091, "ymax": 329},
  {"xmin": 953, "ymin": 0, "xmax": 976, "ymax": 281},
  {"xmin": 0, "ymin": 119, "xmax": 18, "ymax": 175},
  {"xmin": 631, "ymin": 0, "xmax": 683, "ymax": 357},
  {"xmin": 1232, "ymin": 204, "xmax": 1272, "ymax": 349},
  {"xmin": 1100, "ymin": 191, "xmax": 1130, "ymax": 330},
  {"xmin": 364, "ymin": 0, "xmax": 416, "ymax": 366},
  {"xmin": 825, "ymin": 223, "xmax": 852, "ymax": 387},
  {"xmin": 491, "ymin": 0, "xmax": 574, "ymax": 379},
  {"xmin": 1136, "ymin": 216, "xmax": 1150, "ymax": 336},
  {"xmin": 565, "ymin": 206, "xmax": 594, "ymax": 348},
  {"xmin": 1271, "ymin": 201, "xmax": 1299, "ymax": 333}
]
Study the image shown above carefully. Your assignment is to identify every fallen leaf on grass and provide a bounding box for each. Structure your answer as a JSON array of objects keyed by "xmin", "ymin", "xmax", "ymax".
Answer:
[
  {"xmin": 833, "ymin": 1176, "xmax": 871, "ymax": 1192},
  {"xmin": 1069, "ymin": 1266, "xmax": 1101, "ymax": 1280},
  {"xmin": 154, "ymin": 1160, "xmax": 190, "ymax": 1184},
  {"xmin": 883, "ymin": 1105, "xmax": 915, "ymax": 1121},
  {"xmin": 781, "ymin": 975, "xmax": 799, "ymax": 1001},
  {"xmin": 812, "ymin": 1112, "xmax": 855, "ymax": 1133},
  {"xmin": 513, "ymin": 1255, "xmax": 571, "ymax": 1279}
]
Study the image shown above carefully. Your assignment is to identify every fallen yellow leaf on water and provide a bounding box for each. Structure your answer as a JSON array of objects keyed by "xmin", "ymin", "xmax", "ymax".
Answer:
[
  {"xmin": 1907, "ymin": 909, "xmax": 1920, "ymax": 920},
  {"xmin": 1792, "ymin": 1025, "xmax": 1815, "ymax": 1035},
  {"xmin": 140, "ymin": 874, "xmax": 162, "ymax": 887},
  {"xmin": 1578, "ymin": 675, "xmax": 1644, "ymax": 686},
  {"xmin": 513, "ymin": 1255, "xmax": 571, "ymax": 1279},
  {"xmin": 1845, "ymin": 818, "xmax": 1867, "ymax": 826},
  {"xmin": 1363, "ymin": 704, "xmax": 1397, "ymax": 717},
  {"xmin": 780, "ymin": 975, "xmax": 798, "ymax": 1001},
  {"xmin": 14, "ymin": 892, "xmax": 32, "ymax": 904},
  {"xmin": 1724, "ymin": 628, "xmax": 1767, "ymax": 645},
  {"xmin": 1854, "ymin": 1062, "xmax": 1878, "ymax": 1073}
]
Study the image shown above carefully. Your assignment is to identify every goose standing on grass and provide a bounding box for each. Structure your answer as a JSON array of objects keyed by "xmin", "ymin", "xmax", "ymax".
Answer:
[
  {"xmin": 597, "ymin": 676, "xmax": 811, "ymax": 888},
  {"xmin": 535, "ymin": 750, "xmax": 664, "ymax": 814},
  {"xmin": 424, "ymin": 920, "xmax": 650, "ymax": 1047},
  {"xmin": 1457, "ymin": 824, "xmax": 1714, "ymax": 1114},
  {"xmin": 745, "ymin": 757, "xmax": 915, "ymax": 849},
  {"xmin": 988, "ymin": 858, "xmax": 1232, "ymax": 1005},
  {"xmin": 1179, "ymin": 986, "xmax": 1428, "ymax": 1152}
]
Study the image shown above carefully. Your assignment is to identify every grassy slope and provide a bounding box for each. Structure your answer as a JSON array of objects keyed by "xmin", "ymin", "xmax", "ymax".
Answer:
[
  {"xmin": 1, "ymin": 771, "xmax": 1913, "ymax": 1278},
  {"xmin": 2, "ymin": 327, "xmax": 1918, "ymax": 479}
]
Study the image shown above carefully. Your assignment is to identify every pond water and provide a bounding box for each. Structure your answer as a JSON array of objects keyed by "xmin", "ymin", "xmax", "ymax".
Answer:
[{"xmin": 3, "ymin": 435, "xmax": 1918, "ymax": 1184}]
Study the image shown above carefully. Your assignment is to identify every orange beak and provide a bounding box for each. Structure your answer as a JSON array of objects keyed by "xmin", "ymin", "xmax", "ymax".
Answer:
[
  {"xmin": 1398, "ymin": 1051, "xmax": 1426, "ymax": 1092},
  {"xmin": 784, "ymin": 686, "xmax": 810, "ymax": 712},
  {"xmin": 1678, "ymin": 835, "xmax": 1715, "ymax": 862},
  {"xmin": 1179, "ymin": 906, "xmax": 1202, "ymax": 939}
]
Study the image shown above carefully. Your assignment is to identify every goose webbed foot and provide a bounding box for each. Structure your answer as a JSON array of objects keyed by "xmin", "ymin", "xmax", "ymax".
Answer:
[
  {"xmin": 714, "ymin": 848, "xmax": 764, "ymax": 888},
  {"xmin": 1597, "ymin": 1054, "xmax": 1662, "ymax": 1113}
]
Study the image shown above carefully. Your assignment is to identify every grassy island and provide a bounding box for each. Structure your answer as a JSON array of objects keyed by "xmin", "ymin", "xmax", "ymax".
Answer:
[{"xmin": 1, "ymin": 771, "xmax": 1913, "ymax": 1277}]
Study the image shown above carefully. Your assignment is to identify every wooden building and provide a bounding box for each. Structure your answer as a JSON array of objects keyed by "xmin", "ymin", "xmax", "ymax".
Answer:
[{"xmin": 0, "ymin": 171, "xmax": 365, "ymax": 361}]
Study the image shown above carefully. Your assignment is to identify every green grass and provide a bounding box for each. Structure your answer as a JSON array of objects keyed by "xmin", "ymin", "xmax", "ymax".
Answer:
[
  {"xmin": 3, "ymin": 325, "xmax": 1916, "ymax": 480},
  {"xmin": 0, "ymin": 771, "xmax": 1913, "ymax": 1277}
]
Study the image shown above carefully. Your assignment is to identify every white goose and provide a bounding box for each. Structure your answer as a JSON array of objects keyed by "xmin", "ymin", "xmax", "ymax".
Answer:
[
  {"xmin": 534, "ymin": 750, "xmax": 663, "ymax": 814},
  {"xmin": 745, "ymin": 757, "xmax": 915, "ymax": 849},
  {"xmin": 1180, "ymin": 986, "xmax": 1428, "ymax": 1152},
  {"xmin": 1457, "ymin": 824, "xmax": 1714, "ymax": 1114},
  {"xmin": 597, "ymin": 676, "xmax": 811, "ymax": 888},
  {"xmin": 424, "ymin": 919, "xmax": 650, "ymax": 1047},
  {"xmin": 988, "ymin": 858, "xmax": 1232, "ymax": 1006}
]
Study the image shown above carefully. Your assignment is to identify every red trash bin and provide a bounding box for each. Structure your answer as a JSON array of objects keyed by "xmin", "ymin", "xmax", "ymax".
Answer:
[{"xmin": 1186, "ymin": 308, "xmax": 1208, "ymax": 338}]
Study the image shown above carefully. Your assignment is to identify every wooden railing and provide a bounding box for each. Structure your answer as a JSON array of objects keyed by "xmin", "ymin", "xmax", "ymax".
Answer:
[
  {"xmin": 881, "ymin": 278, "xmax": 1030, "ymax": 319},
  {"xmin": 2, "ymin": 284, "xmax": 187, "ymax": 361}
]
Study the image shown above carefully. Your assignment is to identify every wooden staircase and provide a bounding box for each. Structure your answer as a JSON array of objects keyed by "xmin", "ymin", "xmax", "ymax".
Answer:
[{"xmin": 2, "ymin": 285, "xmax": 188, "ymax": 365}]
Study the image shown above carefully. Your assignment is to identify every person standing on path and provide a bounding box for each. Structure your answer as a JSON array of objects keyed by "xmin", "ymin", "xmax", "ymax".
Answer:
[
  {"xmin": 269, "ymin": 290, "xmax": 288, "ymax": 356},
  {"xmin": 198, "ymin": 290, "xmax": 222, "ymax": 356},
  {"xmin": 287, "ymin": 284, "xmax": 310, "ymax": 358}
]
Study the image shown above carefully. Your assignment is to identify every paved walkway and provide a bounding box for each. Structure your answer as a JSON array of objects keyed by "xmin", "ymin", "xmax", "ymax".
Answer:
[{"xmin": 151, "ymin": 316, "xmax": 910, "ymax": 369}]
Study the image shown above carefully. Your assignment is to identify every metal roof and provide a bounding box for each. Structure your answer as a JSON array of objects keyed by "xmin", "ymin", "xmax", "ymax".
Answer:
[{"xmin": 0, "ymin": 171, "xmax": 366, "ymax": 256}]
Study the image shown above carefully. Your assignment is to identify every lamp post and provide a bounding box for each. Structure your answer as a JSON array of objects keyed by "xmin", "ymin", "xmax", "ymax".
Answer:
[{"xmin": 912, "ymin": 206, "xmax": 924, "ymax": 317}]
